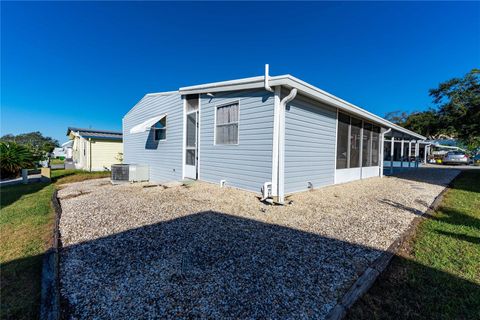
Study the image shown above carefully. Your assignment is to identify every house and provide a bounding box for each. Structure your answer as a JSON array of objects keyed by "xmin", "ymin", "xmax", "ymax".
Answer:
[
  {"xmin": 52, "ymin": 147, "xmax": 66, "ymax": 159},
  {"xmin": 123, "ymin": 66, "xmax": 425, "ymax": 203},
  {"xmin": 66, "ymin": 127, "xmax": 123, "ymax": 171},
  {"xmin": 61, "ymin": 140, "xmax": 74, "ymax": 160}
]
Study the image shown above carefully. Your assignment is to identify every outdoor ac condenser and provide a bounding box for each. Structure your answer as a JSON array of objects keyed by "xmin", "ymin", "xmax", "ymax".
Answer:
[
  {"xmin": 111, "ymin": 164, "xmax": 149, "ymax": 183},
  {"xmin": 128, "ymin": 164, "xmax": 149, "ymax": 182}
]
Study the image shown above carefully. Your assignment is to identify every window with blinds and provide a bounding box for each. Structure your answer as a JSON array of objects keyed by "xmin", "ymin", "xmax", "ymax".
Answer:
[{"xmin": 215, "ymin": 102, "xmax": 239, "ymax": 145}]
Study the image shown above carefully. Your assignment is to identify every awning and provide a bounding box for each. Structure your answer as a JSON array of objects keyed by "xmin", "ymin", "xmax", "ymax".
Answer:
[{"xmin": 130, "ymin": 114, "xmax": 166, "ymax": 134}]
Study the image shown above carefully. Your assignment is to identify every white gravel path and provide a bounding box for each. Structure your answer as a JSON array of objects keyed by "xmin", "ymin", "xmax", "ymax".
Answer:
[{"xmin": 58, "ymin": 168, "xmax": 460, "ymax": 319}]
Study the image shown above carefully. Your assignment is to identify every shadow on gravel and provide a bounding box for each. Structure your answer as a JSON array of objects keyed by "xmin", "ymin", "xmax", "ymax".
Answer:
[
  {"xmin": 55, "ymin": 211, "xmax": 480, "ymax": 319},
  {"xmin": 379, "ymin": 199, "xmax": 425, "ymax": 216}
]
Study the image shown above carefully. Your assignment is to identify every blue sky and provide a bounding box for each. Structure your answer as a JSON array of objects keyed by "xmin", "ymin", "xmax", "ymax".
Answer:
[{"xmin": 1, "ymin": 1, "xmax": 479, "ymax": 143}]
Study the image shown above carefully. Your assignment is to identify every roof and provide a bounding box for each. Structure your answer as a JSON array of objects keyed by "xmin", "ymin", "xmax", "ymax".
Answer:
[
  {"xmin": 67, "ymin": 127, "xmax": 123, "ymax": 141},
  {"xmin": 61, "ymin": 140, "xmax": 73, "ymax": 147},
  {"xmin": 178, "ymin": 74, "xmax": 426, "ymax": 140}
]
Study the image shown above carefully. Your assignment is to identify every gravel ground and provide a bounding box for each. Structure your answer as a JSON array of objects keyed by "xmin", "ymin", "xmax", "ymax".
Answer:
[{"xmin": 58, "ymin": 168, "xmax": 460, "ymax": 319}]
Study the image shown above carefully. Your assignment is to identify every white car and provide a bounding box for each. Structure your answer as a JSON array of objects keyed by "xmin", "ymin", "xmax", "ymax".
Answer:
[{"xmin": 443, "ymin": 151, "xmax": 469, "ymax": 165}]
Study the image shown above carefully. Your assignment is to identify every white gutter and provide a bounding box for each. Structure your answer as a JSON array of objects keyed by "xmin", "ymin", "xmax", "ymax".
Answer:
[
  {"xmin": 380, "ymin": 128, "xmax": 391, "ymax": 177},
  {"xmin": 277, "ymin": 88, "xmax": 298, "ymax": 204},
  {"xmin": 271, "ymin": 87, "xmax": 281, "ymax": 198},
  {"xmin": 264, "ymin": 64, "xmax": 274, "ymax": 92},
  {"xmin": 179, "ymin": 74, "xmax": 425, "ymax": 140}
]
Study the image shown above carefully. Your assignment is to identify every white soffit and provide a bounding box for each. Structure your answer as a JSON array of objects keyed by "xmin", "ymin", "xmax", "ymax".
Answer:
[{"xmin": 130, "ymin": 114, "xmax": 166, "ymax": 134}]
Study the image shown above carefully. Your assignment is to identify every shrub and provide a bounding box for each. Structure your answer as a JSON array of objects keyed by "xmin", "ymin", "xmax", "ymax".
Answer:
[{"xmin": 0, "ymin": 142, "xmax": 37, "ymax": 179}]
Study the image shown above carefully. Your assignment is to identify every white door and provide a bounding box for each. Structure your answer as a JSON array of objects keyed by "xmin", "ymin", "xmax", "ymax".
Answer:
[{"xmin": 184, "ymin": 111, "xmax": 198, "ymax": 179}]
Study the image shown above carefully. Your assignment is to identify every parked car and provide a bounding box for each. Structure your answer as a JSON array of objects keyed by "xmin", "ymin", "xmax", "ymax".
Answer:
[
  {"xmin": 443, "ymin": 151, "xmax": 469, "ymax": 165},
  {"xmin": 469, "ymin": 153, "xmax": 480, "ymax": 166}
]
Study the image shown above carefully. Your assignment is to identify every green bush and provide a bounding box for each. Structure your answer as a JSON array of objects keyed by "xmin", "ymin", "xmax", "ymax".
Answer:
[{"xmin": 0, "ymin": 142, "xmax": 37, "ymax": 179}]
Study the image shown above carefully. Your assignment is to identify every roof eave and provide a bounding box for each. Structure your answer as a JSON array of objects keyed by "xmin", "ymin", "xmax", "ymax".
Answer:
[{"xmin": 178, "ymin": 75, "xmax": 426, "ymax": 140}]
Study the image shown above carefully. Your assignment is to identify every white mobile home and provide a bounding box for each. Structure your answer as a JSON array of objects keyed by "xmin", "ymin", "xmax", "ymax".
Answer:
[{"xmin": 123, "ymin": 67, "xmax": 425, "ymax": 203}]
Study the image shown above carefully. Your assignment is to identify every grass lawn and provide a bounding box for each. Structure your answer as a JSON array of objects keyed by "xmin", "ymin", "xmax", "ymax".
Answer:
[
  {"xmin": 0, "ymin": 169, "xmax": 110, "ymax": 319},
  {"xmin": 50, "ymin": 158, "xmax": 65, "ymax": 165},
  {"xmin": 348, "ymin": 170, "xmax": 480, "ymax": 319}
]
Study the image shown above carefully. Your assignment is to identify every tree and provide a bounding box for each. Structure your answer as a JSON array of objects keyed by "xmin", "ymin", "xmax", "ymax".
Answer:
[
  {"xmin": 386, "ymin": 69, "xmax": 480, "ymax": 149},
  {"xmin": 0, "ymin": 142, "xmax": 37, "ymax": 179},
  {"xmin": 384, "ymin": 111, "xmax": 409, "ymax": 125},
  {"xmin": 429, "ymin": 69, "xmax": 480, "ymax": 148},
  {"xmin": 403, "ymin": 109, "xmax": 441, "ymax": 138},
  {"xmin": 0, "ymin": 132, "xmax": 59, "ymax": 155}
]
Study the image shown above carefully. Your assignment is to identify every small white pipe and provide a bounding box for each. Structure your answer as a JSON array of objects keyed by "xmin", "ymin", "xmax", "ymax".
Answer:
[
  {"xmin": 261, "ymin": 182, "xmax": 273, "ymax": 201},
  {"xmin": 278, "ymin": 88, "xmax": 298, "ymax": 204},
  {"xmin": 264, "ymin": 64, "xmax": 274, "ymax": 92}
]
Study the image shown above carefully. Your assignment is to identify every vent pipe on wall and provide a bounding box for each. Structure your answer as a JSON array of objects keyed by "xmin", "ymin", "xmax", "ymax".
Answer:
[{"xmin": 264, "ymin": 64, "xmax": 274, "ymax": 92}]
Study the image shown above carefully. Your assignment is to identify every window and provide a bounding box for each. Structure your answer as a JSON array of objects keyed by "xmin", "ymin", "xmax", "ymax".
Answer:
[
  {"xmin": 336, "ymin": 113, "xmax": 350, "ymax": 169},
  {"xmin": 153, "ymin": 117, "xmax": 166, "ymax": 141},
  {"xmin": 350, "ymin": 117, "xmax": 362, "ymax": 168},
  {"xmin": 216, "ymin": 102, "xmax": 239, "ymax": 145}
]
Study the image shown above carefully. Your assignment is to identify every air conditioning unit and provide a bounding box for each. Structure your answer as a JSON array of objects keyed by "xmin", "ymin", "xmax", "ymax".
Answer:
[{"xmin": 111, "ymin": 164, "xmax": 149, "ymax": 183}]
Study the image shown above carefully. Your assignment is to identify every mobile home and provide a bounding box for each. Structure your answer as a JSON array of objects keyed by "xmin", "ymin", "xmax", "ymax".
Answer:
[
  {"xmin": 67, "ymin": 127, "xmax": 123, "ymax": 171},
  {"xmin": 123, "ymin": 67, "xmax": 425, "ymax": 203}
]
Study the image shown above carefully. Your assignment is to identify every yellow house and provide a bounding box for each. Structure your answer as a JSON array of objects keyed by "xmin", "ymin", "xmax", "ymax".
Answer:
[{"xmin": 66, "ymin": 127, "xmax": 123, "ymax": 171}]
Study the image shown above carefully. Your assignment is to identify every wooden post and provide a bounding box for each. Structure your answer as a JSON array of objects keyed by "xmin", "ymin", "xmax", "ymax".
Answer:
[{"xmin": 41, "ymin": 167, "xmax": 51, "ymax": 182}]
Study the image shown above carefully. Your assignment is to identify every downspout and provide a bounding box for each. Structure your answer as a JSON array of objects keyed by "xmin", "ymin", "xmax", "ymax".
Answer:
[
  {"xmin": 264, "ymin": 64, "xmax": 274, "ymax": 93},
  {"xmin": 89, "ymin": 138, "xmax": 92, "ymax": 172},
  {"xmin": 380, "ymin": 128, "xmax": 391, "ymax": 177},
  {"xmin": 277, "ymin": 87, "xmax": 297, "ymax": 204}
]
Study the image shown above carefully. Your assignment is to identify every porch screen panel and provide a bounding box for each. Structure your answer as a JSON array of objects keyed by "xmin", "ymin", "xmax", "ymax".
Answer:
[
  {"xmin": 362, "ymin": 122, "xmax": 373, "ymax": 167},
  {"xmin": 371, "ymin": 125, "xmax": 380, "ymax": 166},
  {"xmin": 186, "ymin": 113, "xmax": 196, "ymax": 147},
  {"xmin": 350, "ymin": 117, "xmax": 362, "ymax": 168},
  {"xmin": 336, "ymin": 113, "xmax": 350, "ymax": 169}
]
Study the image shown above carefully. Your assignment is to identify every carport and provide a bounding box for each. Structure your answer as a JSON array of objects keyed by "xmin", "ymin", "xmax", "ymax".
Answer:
[{"xmin": 382, "ymin": 129, "xmax": 430, "ymax": 175}]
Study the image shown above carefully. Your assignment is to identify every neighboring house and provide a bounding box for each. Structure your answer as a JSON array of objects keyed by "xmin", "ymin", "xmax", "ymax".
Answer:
[
  {"xmin": 52, "ymin": 147, "xmax": 66, "ymax": 159},
  {"xmin": 66, "ymin": 127, "xmax": 123, "ymax": 171},
  {"xmin": 62, "ymin": 140, "xmax": 74, "ymax": 160},
  {"xmin": 123, "ymin": 67, "xmax": 425, "ymax": 203}
]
